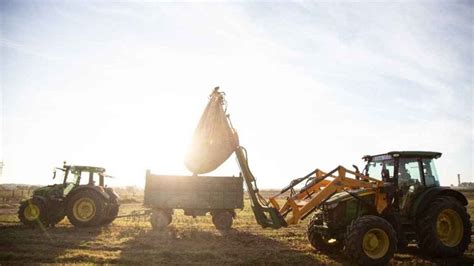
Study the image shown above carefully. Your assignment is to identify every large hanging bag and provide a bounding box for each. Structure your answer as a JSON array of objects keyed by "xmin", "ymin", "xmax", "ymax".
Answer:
[{"xmin": 184, "ymin": 87, "xmax": 239, "ymax": 174}]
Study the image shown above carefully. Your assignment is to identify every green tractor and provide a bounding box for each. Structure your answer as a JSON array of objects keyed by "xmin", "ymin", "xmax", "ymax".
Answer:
[
  {"xmin": 307, "ymin": 151, "xmax": 471, "ymax": 264},
  {"xmin": 18, "ymin": 162, "xmax": 120, "ymax": 228}
]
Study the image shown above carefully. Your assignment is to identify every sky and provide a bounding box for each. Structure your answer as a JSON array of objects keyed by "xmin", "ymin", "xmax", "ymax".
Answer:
[{"xmin": 0, "ymin": 0, "xmax": 472, "ymax": 188}]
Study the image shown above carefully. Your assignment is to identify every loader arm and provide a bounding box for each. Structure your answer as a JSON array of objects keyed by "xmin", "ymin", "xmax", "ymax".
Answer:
[
  {"xmin": 235, "ymin": 146, "xmax": 388, "ymax": 228},
  {"xmin": 235, "ymin": 146, "xmax": 287, "ymax": 229}
]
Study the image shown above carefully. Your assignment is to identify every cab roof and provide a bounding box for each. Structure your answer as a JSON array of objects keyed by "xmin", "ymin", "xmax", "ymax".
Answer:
[
  {"xmin": 363, "ymin": 151, "xmax": 442, "ymax": 161},
  {"xmin": 66, "ymin": 165, "xmax": 106, "ymax": 173}
]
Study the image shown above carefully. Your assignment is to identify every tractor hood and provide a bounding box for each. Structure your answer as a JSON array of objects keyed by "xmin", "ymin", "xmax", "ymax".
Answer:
[
  {"xmin": 32, "ymin": 185, "xmax": 55, "ymax": 197},
  {"xmin": 324, "ymin": 188, "xmax": 375, "ymax": 208}
]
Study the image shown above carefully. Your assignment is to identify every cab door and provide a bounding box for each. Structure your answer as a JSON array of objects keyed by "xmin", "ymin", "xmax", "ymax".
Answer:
[{"xmin": 398, "ymin": 158, "xmax": 423, "ymax": 214}]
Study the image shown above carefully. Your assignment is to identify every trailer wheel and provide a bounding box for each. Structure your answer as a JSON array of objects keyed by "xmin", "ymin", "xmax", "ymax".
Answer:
[
  {"xmin": 212, "ymin": 210, "xmax": 233, "ymax": 230},
  {"xmin": 150, "ymin": 209, "xmax": 172, "ymax": 230}
]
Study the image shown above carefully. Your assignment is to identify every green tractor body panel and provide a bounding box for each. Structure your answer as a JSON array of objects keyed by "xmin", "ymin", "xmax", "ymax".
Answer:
[
  {"xmin": 323, "ymin": 189, "xmax": 378, "ymax": 234},
  {"xmin": 32, "ymin": 184, "xmax": 67, "ymax": 198},
  {"xmin": 32, "ymin": 186, "xmax": 54, "ymax": 197},
  {"xmin": 325, "ymin": 189, "xmax": 375, "ymax": 205}
]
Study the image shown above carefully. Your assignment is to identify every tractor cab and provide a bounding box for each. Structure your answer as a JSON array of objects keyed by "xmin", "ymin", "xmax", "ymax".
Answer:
[
  {"xmin": 52, "ymin": 162, "xmax": 108, "ymax": 197},
  {"xmin": 363, "ymin": 151, "xmax": 441, "ymax": 186},
  {"xmin": 362, "ymin": 151, "xmax": 442, "ymax": 214},
  {"xmin": 54, "ymin": 162, "xmax": 107, "ymax": 186}
]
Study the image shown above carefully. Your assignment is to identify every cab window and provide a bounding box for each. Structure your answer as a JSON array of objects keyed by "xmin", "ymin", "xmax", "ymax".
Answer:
[
  {"xmin": 398, "ymin": 158, "xmax": 423, "ymax": 213},
  {"xmin": 422, "ymin": 159, "xmax": 440, "ymax": 187},
  {"xmin": 398, "ymin": 159, "xmax": 422, "ymax": 186},
  {"xmin": 367, "ymin": 160, "xmax": 395, "ymax": 180},
  {"xmin": 79, "ymin": 171, "xmax": 100, "ymax": 185},
  {"xmin": 80, "ymin": 171, "xmax": 91, "ymax": 185}
]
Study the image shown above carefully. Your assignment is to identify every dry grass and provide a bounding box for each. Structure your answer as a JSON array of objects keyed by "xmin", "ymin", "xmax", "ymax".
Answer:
[{"xmin": 0, "ymin": 193, "xmax": 473, "ymax": 264}]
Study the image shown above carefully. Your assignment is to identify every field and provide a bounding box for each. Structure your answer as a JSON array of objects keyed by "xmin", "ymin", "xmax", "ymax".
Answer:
[{"xmin": 0, "ymin": 190, "xmax": 473, "ymax": 264}]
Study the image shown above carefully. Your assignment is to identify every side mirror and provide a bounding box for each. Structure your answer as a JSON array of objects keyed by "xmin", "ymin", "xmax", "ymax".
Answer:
[{"xmin": 53, "ymin": 169, "xmax": 57, "ymax": 179}]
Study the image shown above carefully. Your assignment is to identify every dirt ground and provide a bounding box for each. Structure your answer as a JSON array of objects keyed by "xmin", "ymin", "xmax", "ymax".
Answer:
[{"xmin": 0, "ymin": 197, "xmax": 473, "ymax": 265}]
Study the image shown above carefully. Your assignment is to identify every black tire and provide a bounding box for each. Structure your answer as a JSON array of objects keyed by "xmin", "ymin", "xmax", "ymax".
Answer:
[
  {"xmin": 66, "ymin": 190, "xmax": 106, "ymax": 227},
  {"xmin": 102, "ymin": 188, "xmax": 120, "ymax": 225},
  {"xmin": 18, "ymin": 197, "xmax": 49, "ymax": 228},
  {"xmin": 211, "ymin": 210, "xmax": 234, "ymax": 230},
  {"xmin": 150, "ymin": 209, "xmax": 172, "ymax": 230},
  {"xmin": 344, "ymin": 215, "xmax": 397, "ymax": 265},
  {"xmin": 417, "ymin": 196, "xmax": 471, "ymax": 257},
  {"xmin": 102, "ymin": 204, "xmax": 119, "ymax": 225},
  {"xmin": 307, "ymin": 213, "xmax": 343, "ymax": 252}
]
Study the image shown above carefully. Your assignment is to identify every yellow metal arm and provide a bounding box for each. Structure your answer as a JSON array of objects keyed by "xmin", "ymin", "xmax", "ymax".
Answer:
[
  {"xmin": 236, "ymin": 146, "xmax": 389, "ymax": 228},
  {"xmin": 268, "ymin": 165, "xmax": 386, "ymax": 225}
]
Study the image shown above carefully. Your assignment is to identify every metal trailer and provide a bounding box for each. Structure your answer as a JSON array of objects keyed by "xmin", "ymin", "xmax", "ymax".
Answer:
[{"xmin": 144, "ymin": 170, "xmax": 244, "ymax": 230}]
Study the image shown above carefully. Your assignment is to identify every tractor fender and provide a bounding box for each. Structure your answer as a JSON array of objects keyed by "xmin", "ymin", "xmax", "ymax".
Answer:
[
  {"xmin": 411, "ymin": 187, "xmax": 468, "ymax": 218},
  {"xmin": 66, "ymin": 186, "xmax": 110, "ymax": 205},
  {"xmin": 105, "ymin": 187, "xmax": 120, "ymax": 203}
]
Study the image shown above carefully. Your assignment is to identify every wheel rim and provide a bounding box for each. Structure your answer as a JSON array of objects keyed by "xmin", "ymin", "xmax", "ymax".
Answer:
[
  {"xmin": 73, "ymin": 197, "xmax": 96, "ymax": 222},
  {"xmin": 437, "ymin": 208, "xmax": 463, "ymax": 247},
  {"xmin": 24, "ymin": 203, "xmax": 40, "ymax": 221},
  {"xmin": 362, "ymin": 228, "xmax": 390, "ymax": 259}
]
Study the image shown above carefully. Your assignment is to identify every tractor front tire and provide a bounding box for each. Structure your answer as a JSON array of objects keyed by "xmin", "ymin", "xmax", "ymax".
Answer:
[
  {"xmin": 307, "ymin": 213, "xmax": 343, "ymax": 252},
  {"xmin": 211, "ymin": 210, "xmax": 234, "ymax": 230},
  {"xmin": 417, "ymin": 196, "xmax": 471, "ymax": 257},
  {"xmin": 18, "ymin": 198, "xmax": 49, "ymax": 228},
  {"xmin": 344, "ymin": 215, "xmax": 397, "ymax": 265},
  {"xmin": 66, "ymin": 190, "xmax": 106, "ymax": 227},
  {"xmin": 150, "ymin": 209, "xmax": 172, "ymax": 230}
]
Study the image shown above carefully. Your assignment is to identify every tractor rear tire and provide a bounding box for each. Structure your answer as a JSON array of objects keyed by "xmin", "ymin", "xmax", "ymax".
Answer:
[
  {"xmin": 102, "ymin": 204, "xmax": 119, "ymax": 225},
  {"xmin": 344, "ymin": 215, "xmax": 397, "ymax": 265},
  {"xmin": 211, "ymin": 210, "xmax": 234, "ymax": 230},
  {"xmin": 66, "ymin": 190, "xmax": 106, "ymax": 227},
  {"xmin": 417, "ymin": 196, "xmax": 471, "ymax": 257},
  {"xmin": 307, "ymin": 213, "xmax": 343, "ymax": 252},
  {"xmin": 18, "ymin": 198, "xmax": 49, "ymax": 228},
  {"xmin": 150, "ymin": 209, "xmax": 172, "ymax": 230}
]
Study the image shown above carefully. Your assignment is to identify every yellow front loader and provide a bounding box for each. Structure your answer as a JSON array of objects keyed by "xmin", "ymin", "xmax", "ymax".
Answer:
[{"xmin": 235, "ymin": 146, "xmax": 389, "ymax": 228}]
